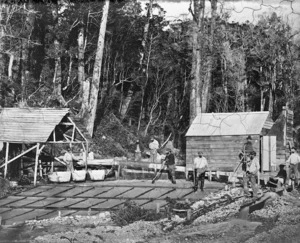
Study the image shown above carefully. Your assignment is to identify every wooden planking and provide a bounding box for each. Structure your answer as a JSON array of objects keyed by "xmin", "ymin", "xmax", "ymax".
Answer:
[
  {"xmin": 16, "ymin": 186, "xmax": 53, "ymax": 196},
  {"xmin": 0, "ymin": 208, "xmax": 12, "ymax": 214},
  {"xmin": 26, "ymin": 197, "xmax": 66, "ymax": 208},
  {"xmin": 137, "ymin": 188, "xmax": 174, "ymax": 199},
  {"xmin": 9, "ymin": 197, "xmax": 45, "ymax": 208},
  {"xmin": 0, "ymin": 196, "xmax": 25, "ymax": 207},
  {"xmin": 4, "ymin": 209, "xmax": 54, "ymax": 225},
  {"xmin": 47, "ymin": 198, "xmax": 86, "ymax": 208},
  {"xmin": 69, "ymin": 198, "xmax": 107, "ymax": 209},
  {"xmin": 92, "ymin": 199, "xmax": 126, "ymax": 209},
  {"xmin": 36, "ymin": 186, "xmax": 72, "ymax": 197},
  {"xmin": 0, "ymin": 208, "xmax": 34, "ymax": 221},
  {"xmin": 116, "ymin": 187, "xmax": 153, "ymax": 198},
  {"xmin": 75, "ymin": 187, "xmax": 113, "ymax": 197},
  {"xmin": 95, "ymin": 187, "xmax": 133, "ymax": 198},
  {"xmin": 187, "ymin": 135, "xmax": 260, "ymax": 142},
  {"xmin": 55, "ymin": 187, "xmax": 94, "ymax": 197},
  {"xmin": 186, "ymin": 135, "xmax": 260, "ymax": 169}
]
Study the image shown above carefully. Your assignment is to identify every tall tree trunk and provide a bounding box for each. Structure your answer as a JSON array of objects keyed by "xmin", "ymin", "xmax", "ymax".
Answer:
[
  {"xmin": 85, "ymin": 0, "xmax": 110, "ymax": 136},
  {"xmin": 201, "ymin": 0, "xmax": 216, "ymax": 113},
  {"xmin": 78, "ymin": 25, "xmax": 85, "ymax": 96},
  {"xmin": 20, "ymin": 0, "xmax": 35, "ymax": 103},
  {"xmin": 0, "ymin": 4, "xmax": 6, "ymax": 107},
  {"xmin": 269, "ymin": 63, "xmax": 276, "ymax": 118},
  {"xmin": 48, "ymin": 1, "xmax": 66, "ymax": 107},
  {"xmin": 189, "ymin": 0, "xmax": 205, "ymax": 124},
  {"xmin": 221, "ymin": 57, "xmax": 228, "ymax": 111},
  {"xmin": 78, "ymin": 23, "xmax": 90, "ymax": 118}
]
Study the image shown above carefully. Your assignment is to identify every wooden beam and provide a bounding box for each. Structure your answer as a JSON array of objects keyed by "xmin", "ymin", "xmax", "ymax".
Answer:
[
  {"xmin": 20, "ymin": 144, "xmax": 25, "ymax": 176},
  {"xmin": 34, "ymin": 143, "xmax": 40, "ymax": 186},
  {"xmin": 85, "ymin": 142, "xmax": 88, "ymax": 171},
  {"xmin": 60, "ymin": 122, "xmax": 73, "ymax": 126},
  {"xmin": 45, "ymin": 141, "xmax": 86, "ymax": 144},
  {"xmin": 63, "ymin": 134, "xmax": 71, "ymax": 141},
  {"xmin": 72, "ymin": 124, "xmax": 75, "ymax": 142},
  {"xmin": 68, "ymin": 117, "xmax": 87, "ymax": 142},
  {"xmin": 39, "ymin": 145, "xmax": 45, "ymax": 154},
  {"xmin": 0, "ymin": 144, "xmax": 38, "ymax": 169},
  {"xmin": 4, "ymin": 142, "xmax": 9, "ymax": 179},
  {"xmin": 53, "ymin": 128, "xmax": 56, "ymax": 142}
]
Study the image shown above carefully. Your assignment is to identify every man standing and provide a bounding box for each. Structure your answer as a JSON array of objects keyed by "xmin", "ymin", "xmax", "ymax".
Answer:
[
  {"xmin": 239, "ymin": 135, "xmax": 254, "ymax": 171},
  {"xmin": 149, "ymin": 136, "xmax": 159, "ymax": 163},
  {"xmin": 165, "ymin": 148, "xmax": 176, "ymax": 184},
  {"xmin": 193, "ymin": 151, "xmax": 208, "ymax": 192},
  {"xmin": 243, "ymin": 151, "xmax": 260, "ymax": 199},
  {"xmin": 63, "ymin": 147, "xmax": 75, "ymax": 172},
  {"xmin": 152, "ymin": 148, "xmax": 176, "ymax": 184},
  {"xmin": 286, "ymin": 147, "xmax": 300, "ymax": 188}
]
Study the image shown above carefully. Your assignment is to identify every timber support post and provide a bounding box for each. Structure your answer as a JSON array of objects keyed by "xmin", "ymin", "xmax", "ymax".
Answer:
[
  {"xmin": 34, "ymin": 143, "xmax": 40, "ymax": 186},
  {"xmin": 4, "ymin": 142, "xmax": 9, "ymax": 179}
]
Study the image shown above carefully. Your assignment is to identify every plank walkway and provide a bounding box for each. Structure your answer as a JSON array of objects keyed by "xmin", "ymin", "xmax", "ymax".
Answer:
[{"xmin": 0, "ymin": 180, "xmax": 225, "ymax": 225}]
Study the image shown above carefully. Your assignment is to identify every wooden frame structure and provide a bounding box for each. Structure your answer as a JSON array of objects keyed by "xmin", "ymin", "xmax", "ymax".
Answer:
[{"xmin": 0, "ymin": 108, "xmax": 92, "ymax": 186}]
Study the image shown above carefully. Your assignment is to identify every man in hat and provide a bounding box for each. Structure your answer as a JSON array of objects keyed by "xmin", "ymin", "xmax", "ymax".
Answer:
[
  {"xmin": 286, "ymin": 147, "xmax": 300, "ymax": 188},
  {"xmin": 268, "ymin": 163, "xmax": 287, "ymax": 189},
  {"xmin": 193, "ymin": 151, "xmax": 208, "ymax": 192},
  {"xmin": 239, "ymin": 135, "xmax": 254, "ymax": 171},
  {"xmin": 152, "ymin": 148, "xmax": 176, "ymax": 184},
  {"xmin": 149, "ymin": 136, "xmax": 159, "ymax": 163},
  {"xmin": 243, "ymin": 150, "xmax": 260, "ymax": 198}
]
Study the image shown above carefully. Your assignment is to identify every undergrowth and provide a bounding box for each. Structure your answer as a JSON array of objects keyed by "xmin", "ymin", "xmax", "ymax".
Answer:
[
  {"xmin": 0, "ymin": 176, "xmax": 11, "ymax": 198},
  {"xmin": 111, "ymin": 200, "xmax": 165, "ymax": 226}
]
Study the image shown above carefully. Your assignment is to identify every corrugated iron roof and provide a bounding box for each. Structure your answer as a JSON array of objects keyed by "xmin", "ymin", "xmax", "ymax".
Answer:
[
  {"xmin": 0, "ymin": 108, "xmax": 69, "ymax": 143},
  {"xmin": 186, "ymin": 112, "xmax": 271, "ymax": 137}
]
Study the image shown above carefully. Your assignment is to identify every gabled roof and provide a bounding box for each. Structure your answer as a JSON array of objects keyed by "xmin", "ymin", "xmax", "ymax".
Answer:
[
  {"xmin": 186, "ymin": 111, "xmax": 272, "ymax": 137},
  {"xmin": 0, "ymin": 108, "xmax": 69, "ymax": 143}
]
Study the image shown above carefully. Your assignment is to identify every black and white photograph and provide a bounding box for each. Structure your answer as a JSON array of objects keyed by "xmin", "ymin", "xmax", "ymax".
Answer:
[{"xmin": 0, "ymin": 0, "xmax": 300, "ymax": 242}]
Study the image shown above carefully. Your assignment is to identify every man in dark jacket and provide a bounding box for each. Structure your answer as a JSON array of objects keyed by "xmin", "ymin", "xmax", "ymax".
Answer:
[
  {"xmin": 151, "ymin": 148, "xmax": 176, "ymax": 184},
  {"xmin": 165, "ymin": 148, "xmax": 176, "ymax": 184}
]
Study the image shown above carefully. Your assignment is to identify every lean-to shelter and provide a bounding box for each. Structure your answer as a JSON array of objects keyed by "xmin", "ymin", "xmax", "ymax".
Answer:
[{"xmin": 0, "ymin": 107, "xmax": 92, "ymax": 185}]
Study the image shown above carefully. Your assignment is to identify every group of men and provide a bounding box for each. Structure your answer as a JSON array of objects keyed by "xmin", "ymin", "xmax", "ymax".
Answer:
[
  {"xmin": 151, "ymin": 134, "xmax": 300, "ymax": 197},
  {"xmin": 150, "ymin": 136, "xmax": 208, "ymax": 190}
]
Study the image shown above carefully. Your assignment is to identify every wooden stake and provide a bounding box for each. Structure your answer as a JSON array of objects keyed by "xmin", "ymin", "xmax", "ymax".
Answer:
[
  {"xmin": 20, "ymin": 144, "xmax": 25, "ymax": 176},
  {"xmin": 156, "ymin": 203, "xmax": 160, "ymax": 213},
  {"xmin": 4, "ymin": 142, "xmax": 9, "ymax": 179},
  {"xmin": 86, "ymin": 142, "xmax": 88, "ymax": 171},
  {"xmin": 34, "ymin": 143, "xmax": 40, "ymax": 186},
  {"xmin": 187, "ymin": 209, "xmax": 191, "ymax": 220}
]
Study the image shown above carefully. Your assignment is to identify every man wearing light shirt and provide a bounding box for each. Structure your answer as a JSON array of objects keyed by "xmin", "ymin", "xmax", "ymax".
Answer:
[
  {"xmin": 194, "ymin": 151, "xmax": 208, "ymax": 192},
  {"xmin": 286, "ymin": 147, "xmax": 300, "ymax": 188},
  {"xmin": 149, "ymin": 136, "xmax": 159, "ymax": 163},
  {"xmin": 243, "ymin": 150, "xmax": 260, "ymax": 198}
]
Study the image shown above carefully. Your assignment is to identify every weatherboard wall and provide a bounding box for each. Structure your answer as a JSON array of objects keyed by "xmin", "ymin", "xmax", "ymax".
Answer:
[{"xmin": 185, "ymin": 135, "xmax": 260, "ymax": 171}]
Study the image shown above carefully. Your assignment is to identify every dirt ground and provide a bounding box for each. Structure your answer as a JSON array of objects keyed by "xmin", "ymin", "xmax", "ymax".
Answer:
[{"xmin": 1, "ymin": 186, "xmax": 300, "ymax": 243}]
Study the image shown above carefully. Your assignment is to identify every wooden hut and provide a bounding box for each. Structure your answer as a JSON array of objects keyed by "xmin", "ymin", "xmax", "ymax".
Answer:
[
  {"xmin": 0, "ymin": 108, "xmax": 92, "ymax": 185},
  {"xmin": 185, "ymin": 108, "xmax": 294, "ymax": 179},
  {"xmin": 185, "ymin": 111, "xmax": 273, "ymax": 178}
]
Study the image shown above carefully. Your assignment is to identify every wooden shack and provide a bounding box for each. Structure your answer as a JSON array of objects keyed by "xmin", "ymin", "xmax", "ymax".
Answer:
[
  {"xmin": 185, "ymin": 111, "xmax": 274, "ymax": 178},
  {"xmin": 185, "ymin": 108, "xmax": 294, "ymax": 179},
  {"xmin": 0, "ymin": 107, "xmax": 92, "ymax": 185}
]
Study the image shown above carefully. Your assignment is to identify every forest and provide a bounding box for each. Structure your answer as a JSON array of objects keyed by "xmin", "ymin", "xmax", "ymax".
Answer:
[{"xmin": 0, "ymin": 0, "xmax": 299, "ymax": 158}]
